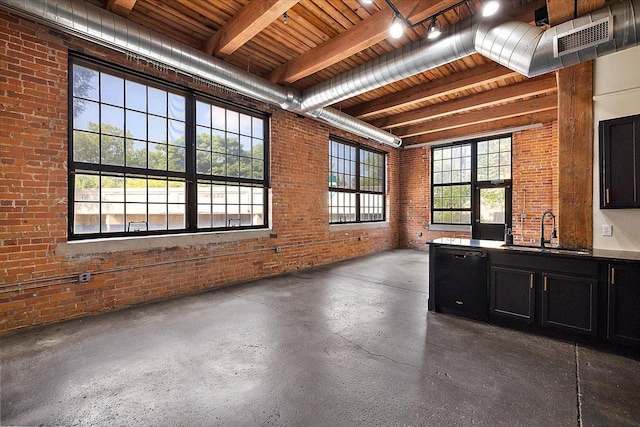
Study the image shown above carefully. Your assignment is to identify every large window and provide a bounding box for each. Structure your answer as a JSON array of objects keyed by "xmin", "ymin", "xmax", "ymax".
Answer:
[
  {"xmin": 70, "ymin": 57, "xmax": 269, "ymax": 239},
  {"xmin": 431, "ymin": 136, "xmax": 511, "ymax": 225},
  {"xmin": 329, "ymin": 137, "xmax": 385, "ymax": 223}
]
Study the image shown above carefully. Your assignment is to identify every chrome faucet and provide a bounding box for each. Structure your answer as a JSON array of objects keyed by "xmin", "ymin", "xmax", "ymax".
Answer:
[{"xmin": 540, "ymin": 210, "xmax": 557, "ymax": 248}]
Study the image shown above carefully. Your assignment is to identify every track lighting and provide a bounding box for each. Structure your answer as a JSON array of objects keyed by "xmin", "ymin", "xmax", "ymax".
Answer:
[
  {"xmin": 427, "ymin": 19, "xmax": 441, "ymax": 40},
  {"xmin": 360, "ymin": 0, "xmax": 374, "ymax": 4},
  {"xmin": 482, "ymin": 1, "xmax": 500, "ymax": 17},
  {"xmin": 389, "ymin": 15, "xmax": 404, "ymax": 39}
]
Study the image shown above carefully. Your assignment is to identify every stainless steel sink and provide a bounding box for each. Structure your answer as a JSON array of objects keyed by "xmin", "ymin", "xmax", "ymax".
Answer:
[{"xmin": 501, "ymin": 243, "xmax": 590, "ymax": 256}]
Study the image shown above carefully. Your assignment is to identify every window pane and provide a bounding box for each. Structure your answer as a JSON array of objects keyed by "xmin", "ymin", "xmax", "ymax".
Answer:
[
  {"xmin": 148, "ymin": 87, "xmax": 166, "ymax": 116},
  {"xmin": 101, "ymin": 135, "xmax": 125, "ymax": 166},
  {"xmin": 126, "ymin": 110, "xmax": 147, "ymax": 140},
  {"xmin": 480, "ymin": 187, "xmax": 506, "ymax": 224},
  {"xmin": 148, "ymin": 116, "xmax": 167, "ymax": 143},
  {"xmin": 126, "ymin": 139, "xmax": 146, "ymax": 168},
  {"xmin": 73, "ymin": 65, "xmax": 99, "ymax": 101},
  {"xmin": 101, "ymin": 73, "xmax": 124, "ymax": 106},
  {"xmin": 168, "ymin": 93, "xmax": 185, "ymax": 121},
  {"xmin": 126, "ymin": 80, "xmax": 146, "ymax": 112},
  {"xmin": 73, "ymin": 131, "xmax": 99, "ymax": 163},
  {"xmin": 73, "ymin": 100, "xmax": 99, "ymax": 131}
]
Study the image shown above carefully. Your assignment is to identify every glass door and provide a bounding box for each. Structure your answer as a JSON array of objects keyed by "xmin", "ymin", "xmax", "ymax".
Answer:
[{"xmin": 473, "ymin": 183, "xmax": 511, "ymax": 241}]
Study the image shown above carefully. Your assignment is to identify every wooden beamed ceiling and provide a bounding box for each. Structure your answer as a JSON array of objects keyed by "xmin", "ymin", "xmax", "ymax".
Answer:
[{"xmin": 95, "ymin": 0, "xmax": 584, "ymax": 146}]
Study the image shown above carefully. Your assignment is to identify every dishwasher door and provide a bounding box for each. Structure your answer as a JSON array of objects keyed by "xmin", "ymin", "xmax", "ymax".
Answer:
[{"xmin": 433, "ymin": 248, "xmax": 488, "ymax": 321}]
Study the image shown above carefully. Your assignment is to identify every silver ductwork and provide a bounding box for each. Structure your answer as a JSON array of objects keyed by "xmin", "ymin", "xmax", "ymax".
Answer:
[
  {"xmin": 2, "ymin": 0, "xmax": 640, "ymax": 149},
  {"xmin": 0, "ymin": 0, "xmax": 401, "ymax": 147},
  {"xmin": 299, "ymin": 16, "xmax": 478, "ymax": 112},
  {"xmin": 476, "ymin": 0, "xmax": 640, "ymax": 77},
  {"xmin": 300, "ymin": 0, "xmax": 640, "ymax": 112}
]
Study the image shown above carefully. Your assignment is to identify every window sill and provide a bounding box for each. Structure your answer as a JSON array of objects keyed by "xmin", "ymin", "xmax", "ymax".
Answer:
[
  {"xmin": 57, "ymin": 229, "xmax": 273, "ymax": 257},
  {"xmin": 330, "ymin": 221, "xmax": 389, "ymax": 232},
  {"xmin": 428, "ymin": 224, "xmax": 472, "ymax": 233}
]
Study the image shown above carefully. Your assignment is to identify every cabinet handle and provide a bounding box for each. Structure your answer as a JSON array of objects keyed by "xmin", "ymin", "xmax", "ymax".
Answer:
[
  {"xmin": 455, "ymin": 300, "xmax": 464, "ymax": 305},
  {"xmin": 529, "ymin": 274, "xmax": 534, "ymax": 289},
  {"xmin": 606, "ymin": 188, "xmax": 610, "ymax": 204},
  {"xmin": 611, "ymin": 267, "xmax": 615, "ymax": 285},
  {"xmin": 544, "ymin": 277, "xmax": 548, "ymax": 292}
]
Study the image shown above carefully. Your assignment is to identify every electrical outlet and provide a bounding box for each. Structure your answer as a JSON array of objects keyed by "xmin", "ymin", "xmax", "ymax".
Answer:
[
  {"xmin": 275, "ymin": 247, "xmax": 282, "ymax": 253},
  {"xmin": 601, "ymin": 224, "xmax": 613, "ymax": 237},
  {"xmin": 78, "ymin": 272, "xmax": 91, "ymax": 283}
]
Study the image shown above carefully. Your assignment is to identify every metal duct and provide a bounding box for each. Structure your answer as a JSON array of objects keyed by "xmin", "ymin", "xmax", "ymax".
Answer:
[
  {"xmin": 300, "ymin": 0, "xmax": 640, "ymax": 110},
  {"xmin": 299, "ymin": 16, "xmax": 478, "ymax": 112},
  {"xmin": 0, "ymin": 0, "xmax": 401, "ymax": 147},
  {"xmin": 475, "ymin": 0, "xmax": 640, "ymax": 77}
]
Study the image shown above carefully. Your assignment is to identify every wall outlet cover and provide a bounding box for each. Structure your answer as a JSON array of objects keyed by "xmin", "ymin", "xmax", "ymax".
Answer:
[{"xmin": 601, "ymin": 224, "xmax": 613, "ymax": 236}]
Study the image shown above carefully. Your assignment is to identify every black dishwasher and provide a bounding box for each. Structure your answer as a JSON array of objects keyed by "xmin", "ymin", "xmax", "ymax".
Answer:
[{"xmin": 432, "ymin": 247, "xmax": 488, "ymax": 322}]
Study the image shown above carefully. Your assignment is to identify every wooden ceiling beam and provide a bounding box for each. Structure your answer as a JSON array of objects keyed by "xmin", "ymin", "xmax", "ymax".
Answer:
[
  {"xmin": 105, "ymin": 0, "xmax": 137, "ymax": 17},
  {"xmin": 265, "ymin": 0, "xmax": 461, "ymax": 84},
  {"xmin": 402, "ymin": 109, "xmax": 558, "ymax": 146},
  {"xmin": 371, "ymin": 73, "xmax": 557, "ymax": 129},
  {"xmin": 345, "ymin": 62, "xmax": 520, "ymax": 118},
  {"xmin": 393, "ymin": 93, "xmax": 557, "ymax": 138},
  {"xmin": 203, "ymin": 0, "xmax": 299, "ymax": 58}
]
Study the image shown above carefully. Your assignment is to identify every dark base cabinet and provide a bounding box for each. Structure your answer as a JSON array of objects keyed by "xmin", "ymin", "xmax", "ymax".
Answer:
[
  {"xmin": 607, "ymin": 262, "xmax": 640, "ymax": 346},
  {"xmin": 428, "ymin": 240, "xmax": 640, "ymax": 355},
  {"xmin": 542, "ymin": 273, "xmax": 597, "ymax": 335},
  {"xmin": 490, "ymin": 267, "xmax": 534, "ymax": 323},
  {"xmin": 489, "ymin": 251, "xmax": 598, "ymax": 336}
]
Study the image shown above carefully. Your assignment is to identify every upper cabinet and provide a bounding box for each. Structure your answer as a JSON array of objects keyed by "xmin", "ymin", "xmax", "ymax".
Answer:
[{"xmin": 600, "ymin": 114, "xmax": 640, "ymax": 208}]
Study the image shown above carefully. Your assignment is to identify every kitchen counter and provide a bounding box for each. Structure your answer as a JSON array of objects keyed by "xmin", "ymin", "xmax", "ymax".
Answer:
[
  {"xmin": 428, "ymin": 237, "xmax": 640, "ymax": 261},
  {"xmin": 427, "ymin": 237, "xmax": 640, "ymax": 353}
]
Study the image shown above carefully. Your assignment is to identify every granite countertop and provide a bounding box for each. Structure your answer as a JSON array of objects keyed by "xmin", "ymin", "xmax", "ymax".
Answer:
[{"xmin": 428, "ymin": 237, "xmax": 640, "ymax": 262}]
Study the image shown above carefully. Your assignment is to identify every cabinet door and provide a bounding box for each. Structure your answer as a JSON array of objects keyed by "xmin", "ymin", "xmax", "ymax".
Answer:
[
  {"xmin": 600, "ymin": 114, "xmax": 640, "ymax": 208},
  {"xmin": 608, "ymin": 263, "xmax": 640, "ymax": 346},
  {"xmin": 541, "ymin": 273, "xmax": 597, "ymax": 335},
  {"xmin": 490, "ymin": 267, "xmax": 535, "ymax": 323}
]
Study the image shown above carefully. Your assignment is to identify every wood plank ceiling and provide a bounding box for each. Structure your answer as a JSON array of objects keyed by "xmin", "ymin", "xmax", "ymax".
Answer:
[{"xmin": 92, "ymin": 0, "xmax": 571, "ymax": 146}]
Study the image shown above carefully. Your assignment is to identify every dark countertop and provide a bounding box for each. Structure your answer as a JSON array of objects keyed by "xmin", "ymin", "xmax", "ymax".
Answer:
[{"xmin": 428, "ymin": 238, "xmax": 640, "ymax": 262}]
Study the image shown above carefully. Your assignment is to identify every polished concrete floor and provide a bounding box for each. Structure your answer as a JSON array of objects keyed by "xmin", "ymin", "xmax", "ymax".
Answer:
[{"xmin": 2, "ymin": 249, "xmax": 639, "ymax": 426}]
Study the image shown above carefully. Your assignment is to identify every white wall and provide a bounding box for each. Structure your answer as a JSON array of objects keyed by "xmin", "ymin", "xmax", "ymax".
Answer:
[{"xmin": 593, "ymin": 44, "xmax": 640, "ymax": 251}]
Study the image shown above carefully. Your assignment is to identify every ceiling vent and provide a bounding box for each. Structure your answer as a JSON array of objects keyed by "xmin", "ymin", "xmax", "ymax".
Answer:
[{"xmin": 553, "ymin": 16, "xmax": 613, "ymax": 57}]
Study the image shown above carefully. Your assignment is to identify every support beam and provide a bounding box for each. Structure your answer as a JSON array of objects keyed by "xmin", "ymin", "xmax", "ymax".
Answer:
[
  {"xmin": 105, "ymin": 0, "xmax": 137, "ymax": 17},
  {"xmin": 265, "ymin": 0, "xmax": 460, "ymax": 84},
  {"xmin": 371, "ymin": 74, "xmax": 557, "ymax": 129},
  {"xmin": 547, "ymin": 0, "xmax": 604, "ymax": 250},
  {"xmin": 393, "ymin": 94, "xmax": 557, "ymax": 138},
  {"xmin": 203, "ymin": 0, "xmax": 298, "ymax": 58},
  {"xmin": 402, "ymin": 110, "xmax": 557, "ymax": 146},
  {"xmin": 345, "ymin": 62, "xmax": 520, "ymax": 119}
]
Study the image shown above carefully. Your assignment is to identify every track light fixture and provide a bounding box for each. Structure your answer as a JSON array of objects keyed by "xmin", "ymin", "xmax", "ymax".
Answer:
[
  {"xmin": 427, "ymin": 19, "xmax": 442, "ymax": 40},
  {"xmin": 482, "ymin": 1, "xmax": 500, "ymax": 17},
  {"xmin": 389, "ymin": 15, "xmax": 404, "ymax": 38},
  {"xmin": 379, "ymin": 0, "xmax": 500, "ymax": 40}
]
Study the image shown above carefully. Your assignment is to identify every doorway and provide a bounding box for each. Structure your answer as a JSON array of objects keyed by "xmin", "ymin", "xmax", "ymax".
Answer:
[{"xmin": 473, "ymin": 183, "xmax": 511, "ymax": 241}]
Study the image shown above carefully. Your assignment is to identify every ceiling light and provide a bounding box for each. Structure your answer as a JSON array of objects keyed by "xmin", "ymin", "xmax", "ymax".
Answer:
[
  {"xmin": 389, "ymin": 16, "xmax": 404, "ymax": 39},
  {"xmin": 427, "ymin": 19, "xmax": 441, "ymax": 39},
  {"xmin": 482, "ymin": 1, "xmax": 500, "ymax": 17},
  {"xmin": 361, "ymin": 0, "xmax": 374, "ymax": 4}
]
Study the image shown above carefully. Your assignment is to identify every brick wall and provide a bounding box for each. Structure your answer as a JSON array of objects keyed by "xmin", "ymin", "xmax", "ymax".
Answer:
[
  {"xmin": 399, "ymin": 122, "xmax": 559, "ymax": 249},
  {"xmin": 0, "ymin": 10, "xmax": 399, "ymax": 333}
]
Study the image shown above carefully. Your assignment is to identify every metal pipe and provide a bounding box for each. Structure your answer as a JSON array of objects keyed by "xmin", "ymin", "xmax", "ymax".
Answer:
[{"xmin": 0, "ymin": 0, "xmax": 401, "ymax": 147}]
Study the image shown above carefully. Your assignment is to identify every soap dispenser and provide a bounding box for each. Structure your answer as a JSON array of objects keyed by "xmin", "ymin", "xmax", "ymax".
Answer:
[{"xmin": 504, "ymin": 226, "xmax": 514, "ymax": 244}]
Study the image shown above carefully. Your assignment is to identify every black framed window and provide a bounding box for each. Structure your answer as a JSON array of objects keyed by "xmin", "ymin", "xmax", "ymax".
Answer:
[
  {"xmin": 329, "ymin": 137, "xmax": 385, "ymax": 223},
  {"xmin": 69, "ymin": 57, "xmax": 269, "ymax": 239},
  {"xmin": 431, "ymin": 136, "xmax": 511, "ymax": 225}
]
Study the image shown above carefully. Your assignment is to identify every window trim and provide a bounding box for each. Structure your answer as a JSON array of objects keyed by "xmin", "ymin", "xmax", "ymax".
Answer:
[
  {"xmin": 68, "ymin": 53, "xmax": 270, "ymax": 240},
  {"xmin": 430, "ymin": 134, "xmax": 512, "ymax": 226},
  {"xmin": 328, "ymin": 136, "xmax": 387, "ymax": 224}
]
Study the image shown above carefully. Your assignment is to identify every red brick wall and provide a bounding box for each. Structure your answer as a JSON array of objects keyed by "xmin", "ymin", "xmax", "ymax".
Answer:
[
  {"xmin": 0, "ymin": 10, "xmax": 399, "ymax": 333},
  {"xmin": 399, "ymin": 122, "xmax": 559, "ymax": 249}
]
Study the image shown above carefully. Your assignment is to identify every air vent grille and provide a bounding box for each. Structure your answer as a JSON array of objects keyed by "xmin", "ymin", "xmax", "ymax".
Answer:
[{"xmin": 554, "ymin": 17, "xmax": 613, "ymax": 57}]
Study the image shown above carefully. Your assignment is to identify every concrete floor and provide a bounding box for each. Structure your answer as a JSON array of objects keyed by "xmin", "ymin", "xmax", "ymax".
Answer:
[{"xmin": 1, "ymin": 249, "xmax": 639, "ymax": 426}]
